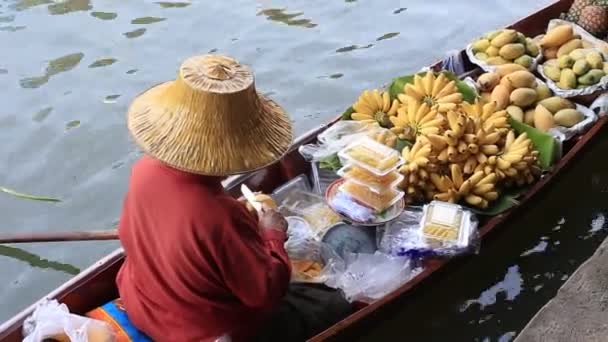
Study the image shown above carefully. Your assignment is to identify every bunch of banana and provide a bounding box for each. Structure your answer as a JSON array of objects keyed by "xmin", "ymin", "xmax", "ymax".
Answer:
[
  {"xmin": 461, "ymin": 100, "xmax": 510, "ymax": 135},
  {"xmin": 398, "ymin": 140, "xmax": 435, "ymax": 200},
  {"xmin": 491, "ymin": 131, "xmax": 541, "ymax": 185},
  {"xmin": 429, "ymin": 168, "xmax": 498, "ymax": 208},
  {"xmin": 404, "ymin": 71, "xmax": 463, "ymax": 112},
  {"xmin": 351, "ymin": 89, "xmax": 401, "ymax": 127},
  {"xmin": 389, "ymin": 95, "xmax": 445, "ymax": 140},
  {"xmin": 367, "ymin": 128, "xmax": 398, "ymax": 148}
]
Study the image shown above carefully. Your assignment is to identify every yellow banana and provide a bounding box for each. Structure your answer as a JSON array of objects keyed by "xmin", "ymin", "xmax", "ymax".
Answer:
[
  {"xmin": 496, "ymin": 157, "xmax": 512, "ymax": 170},
  {"xmin": 351, "ymin": 113, "xmax": 374, "ymax": 121},
  {"xmin": 481, "ymin": 144, "xmax": 499, "ymax": 155},
  {"xmin": 473, "ymin": 183, "xmax": 494, "ymax": 195},
  {"xmin": 431, "ymin": 73, "xmax": 448, "ymax": 97},
  {"xmin": 382, "ymin": 92, "xmax": 390, "ymax": 112},
  {"xmin": 451, "ymin": 164, "xmax": 464, "ymax": 188}
]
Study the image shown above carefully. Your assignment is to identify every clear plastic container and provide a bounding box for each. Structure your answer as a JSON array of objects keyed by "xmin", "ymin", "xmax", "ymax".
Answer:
[
  {"xmin": 272, "ymin": 174, "xmax": 311, "ymax": 205},
  {"xmin": 279, "ymin": 189, "xmax": 342, "ymax": 234},
  {"xmin": 337, "ymin": 164, "xmax": 403, "ymax": 193},
  {"xmin": 338, "ymin": 137, "xmax": 403, "ymax": 176},
  {"xmin": 340, "ymin": 180, "xmax": 404, "ymax": 213},
  {"xmin": 420, "ymin": 201, "xmax": 470, "ymax": 245}
]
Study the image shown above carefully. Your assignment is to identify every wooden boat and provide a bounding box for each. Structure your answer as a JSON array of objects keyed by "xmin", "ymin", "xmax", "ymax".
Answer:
[{"xmin": 2, "ymin": 0, "xmax": 606, "ymax": 340}]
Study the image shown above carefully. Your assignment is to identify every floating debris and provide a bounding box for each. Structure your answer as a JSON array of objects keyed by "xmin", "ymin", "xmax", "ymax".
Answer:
[
  {"xmin": 156, "ymin": 2, "xmax": 191, "ymax": 8},
  {"xmin": 19, "ymin": 52, "xmax": 84, "ymax": 89},
  {"xmin": 91, "ymin": 11, "xmax": 117, "ymax": 20},
  {"xmin": 126, "ymin": 69, "xmax": 138, "ymax": 74},
  {"xmin": 376, "ymin": 32, "xmax": 400, "ymax": 41},
  {"xmin": 393, "ymin": 7, "xmax": 407, "ymax": 14},
  {"xmin": 335, "ymin": 44, "xmax": 373, "ymax": 53},
  {"xmin": 32, "ymin": 107, "xmax": 53, "ymax": 122},
  {"xmin": 257, "ymin": 8, "xmax": 317, "ymax": 28},
  {"xmin": 131, "ymin": 16, "xmax": 166, "ymax": 25},
  {"xmin": 104, "ymin": 94, "xmax": 121, "ymax": 103},
  {"xmin": 65, "ymin": 120, "xmax": 80, "ymax": 130},
  {"xmin": 0, "ymin": 245, "xmax": 79, "ymax": 275},
  {"xmin": 0, "ymin": 25, "xmax": 26, "ymax": 32},
  {"xmin": 88, "ymin": 58, "xmax": 117, "ymax": 68},
  {"xmin": 123, "ymin": 28, "xmax": 146, "ymax": 38},
  {"xmin": 0, "ymin": 187, "xmax": 60, "ymax": 202},
  {"xmin": 48, "ymin": 0, "xmax": 92, "ymax": 15}
]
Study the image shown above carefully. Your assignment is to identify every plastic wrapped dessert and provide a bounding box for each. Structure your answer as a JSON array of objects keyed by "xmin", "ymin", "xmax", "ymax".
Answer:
[
  {"xmin": 337, "ymin": 164, "xmax": 403, "ymax": 193},
  {"xmin": 338, "ymin": 137, "xmax": 403, "ymax": 176},
  {"xmin": 340, "ymin": 180, "xmax": 404, "ymax": 213},
  {"xmin": 420, "ymin": 201, "xmax": 472, "ymax": 246}
]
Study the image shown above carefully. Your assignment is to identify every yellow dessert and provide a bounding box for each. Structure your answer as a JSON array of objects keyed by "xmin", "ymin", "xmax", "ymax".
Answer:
[
  {"xmin": 342, "ymin": 181, "xmax": 401, "ymax": 212},
  {"xmin": 345, "ymin": 145, "xmax": 400, "ymax": 172},
  {"xmin": 344, "ymin": 166, "xmax": 400, "ymax": 189}
]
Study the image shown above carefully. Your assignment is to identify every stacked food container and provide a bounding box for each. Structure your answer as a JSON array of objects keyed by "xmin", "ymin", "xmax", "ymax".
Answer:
[{"xmin": 335, "ymin": 137, "xmax": 405, "ymax": 215}]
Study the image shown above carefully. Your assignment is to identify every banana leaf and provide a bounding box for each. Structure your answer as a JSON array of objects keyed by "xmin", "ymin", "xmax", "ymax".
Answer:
[
  {"xmin": 467, "ymin": 186, "xmax": 527, "ymax": 216},
  {"xmin": 342, "ymin": 107, "xmax": 354, "ymax": 120},
  {"xmin": 388, "ymin": 70, "xmax": 477, "ymax": 103},
  {"xmin": 508, "ymin": 118, "xmax": 558, "ymax": 170},
  {"xmin": 0, "ymin": 186, "xmax": 61, "ymax": 202}
]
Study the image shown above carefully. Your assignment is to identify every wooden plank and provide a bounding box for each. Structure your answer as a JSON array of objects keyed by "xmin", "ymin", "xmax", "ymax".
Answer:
[{"xmin": 515, "ymin": 237, "xmax": 608, "ymax": 342}]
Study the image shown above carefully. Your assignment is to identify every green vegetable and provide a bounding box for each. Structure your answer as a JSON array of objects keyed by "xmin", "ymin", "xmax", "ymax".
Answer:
[{"xmin": 319, "ymin": 154, "xmax": 342, "ymax": 171}]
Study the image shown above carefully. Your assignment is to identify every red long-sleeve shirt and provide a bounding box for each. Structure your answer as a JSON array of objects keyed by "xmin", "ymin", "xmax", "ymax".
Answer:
[{"xmin": 116, "ymin": 156, "xmax": 291, "ymax": 342}]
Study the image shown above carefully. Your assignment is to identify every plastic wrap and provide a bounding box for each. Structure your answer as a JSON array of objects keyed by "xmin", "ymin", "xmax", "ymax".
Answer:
[
  {"xmin": 279, "ymin": 189, "xmax": 342, "ymax": 235},
  {"xmin": 338, "ymin": 137, "xmax": 403, "ymax": 176},
  {"xmin": 439, "ymin": 49, "xmax": 467, "ymax": 75},
  {"xmin": 590, "ymin": 93, "xmax": 608, "ymax": 117},
  {"xmin": 23, "ymin": 299, "xmax": 116, "ymax": 342},
  {"xmin": 328, "ymin": 184, "xmax": 404, "ymax": 225},
  {"xmin": 285, "ymin": 216, "xmax": 343, "ymax": 284},
  {"xmin": 311, "ymin": 161, "xmax": 340, "ymax": 195},
  {"xmin": 298, "ymin": 121, "xmax": 381, "ymax": 162},
  {"xmin": 537, "ymin": 48, "xmax": 608, "ymax": 98},
  {"xmin": 271, "ymin": 174, "xmax": 311, "ymax": 205},
  {"xmin": 379, "ymin": 202, "xmax": 480, "ymax": 258},
  {"xmin": 323, "ymin": 252, "xmax": 422, "ymax": 303}
]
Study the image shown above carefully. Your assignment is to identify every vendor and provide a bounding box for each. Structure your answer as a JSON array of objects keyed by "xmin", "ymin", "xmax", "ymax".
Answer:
[{"xmin": 116, "ymin": 54, "xmax": 352, "ymax": 342}]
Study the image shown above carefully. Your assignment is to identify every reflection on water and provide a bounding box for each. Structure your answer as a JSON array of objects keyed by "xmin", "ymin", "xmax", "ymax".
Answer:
[
  {"xmin": 123, "ymin": 28, "xmax": 146, "ymax": 39},
  {"xmin": 89, "ymin": 58, "xmax": 117, "ymax": 68},
  {"xmin": 0, "ymin": 68, "xmax": 8, "ymax": 74},
  {"xmin": 0, "ymin": 14, "xmax": 15, "ymax": 22},
  {"xmin": 257, "ymin": 8, "xmax": 316, "ymax": 28},
  {"xmin": 131, "ymin": 16, "xmax": 165, "ymax": 25},
  {"xmin": 461, "ymin": 266, "xmax": 523, "ymax": 312},
  {"xmin": 0, "ymin": 25, "xmax": 25, "ymax": 31},
  {"xmin": 90, "ymin": 11, "xmax": 117, "ymax": 20},
  {"xmin": 19, "ymin": 52, "xmax": 84, "ymax": 89},
  {"xmin": 156, "ymin": 2, "xmax": 191, "ymax": 8},
  {"xmin": 0, "ymin": 245, "xmax": 79, "ymax": 275}
]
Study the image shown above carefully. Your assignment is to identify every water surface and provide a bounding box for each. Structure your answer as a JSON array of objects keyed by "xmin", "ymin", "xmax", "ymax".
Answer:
[{"xmin": 0, "ymin": 0, "xmax": 563, "ymax": 334}]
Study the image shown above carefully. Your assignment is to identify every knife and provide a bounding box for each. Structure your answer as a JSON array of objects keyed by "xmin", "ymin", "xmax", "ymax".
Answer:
[{"xmin": 241, "ymin": 184, "xmax": 263, "ymax": 213}]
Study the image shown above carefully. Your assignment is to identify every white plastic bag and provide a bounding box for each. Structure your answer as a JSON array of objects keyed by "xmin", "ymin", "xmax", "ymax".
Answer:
[
  {"xmin": 23, "ymin": 299, "xmax": 115, "ymax": 342},
  {"xmin": 324, "ymin": 252, "xmax": 422, "ymax": 303},
  {"xmin": 465, "ymin": 42, "xmax": 542, "ymax": 73},
  {"xmin": 590, "ymin": 92, "xmax": 608, "ymax": 117},
  {"xmin": 549, "ymin": 103, "xmax": 597, "ymax": 140}
]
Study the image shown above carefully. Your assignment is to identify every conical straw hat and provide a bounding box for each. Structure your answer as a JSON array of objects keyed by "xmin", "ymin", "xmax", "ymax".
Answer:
[{"xmin": 127, "ymin": 54, "xmax": 293, "ymax": 176}]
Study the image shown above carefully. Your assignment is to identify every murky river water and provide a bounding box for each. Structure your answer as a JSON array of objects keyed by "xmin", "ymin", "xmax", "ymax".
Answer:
[{"xmin": 3, "ymin": 0, "xmax": 603, "ymax": 340}]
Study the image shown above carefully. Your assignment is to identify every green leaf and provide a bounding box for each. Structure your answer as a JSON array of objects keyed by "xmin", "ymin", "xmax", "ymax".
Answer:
[
  {"xmin": 388, "ymin": 71, "xmax": 477, "ymax": 103},
  {"xmin": 394, "ymin": 138, "xmax": 413, "ymax": 153},
  {"xmin": 341, "ymin": 107, "xmax": 354, "ymax": 120},
  {"xmin": 508, "ymin": 118, "xmax": 558, "ymax": 169},
  {"xmin": 319, "ymin": 154, "xmax": 342, "ymax": 172},
  {"xmin": 0, "ymin": 187, "xmax": 61, "ymax": 202},
  {"xmin": 467, "ymin": 186, "xmax": 527, "ymax": 216}
]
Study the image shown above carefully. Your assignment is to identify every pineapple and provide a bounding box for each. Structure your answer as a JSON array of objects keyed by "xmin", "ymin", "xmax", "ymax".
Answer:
[
  {"xmin": 565, "ymin": 0, "xmax": 597, "ymax": 22},
  {"xmin": 578, "ymin": 5, "xmax": 608, "ymax": 37}
]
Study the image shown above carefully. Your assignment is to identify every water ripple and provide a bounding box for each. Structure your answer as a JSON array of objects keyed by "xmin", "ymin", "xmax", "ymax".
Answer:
[{"xmin": 19, "ymin": 52, "xmax": 84, "ymax": 89}]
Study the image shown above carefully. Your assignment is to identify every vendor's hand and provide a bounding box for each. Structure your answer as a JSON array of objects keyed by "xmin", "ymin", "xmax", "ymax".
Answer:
[{"xmin": 259, "ymin": 208, "xmax": 288, "ymax": 233}]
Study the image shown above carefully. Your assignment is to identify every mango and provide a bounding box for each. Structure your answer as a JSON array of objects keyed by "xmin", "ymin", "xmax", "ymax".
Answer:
[
  {"xmin": 514, "ymin": 55, "xmax": 533, "ymax": 68},
  {"xmin": 516, "ymin": 32, "xmax": 527, "ymax": 45},
  {"xmin": 506, "ymin": 105, "xmax": 524, "ymax": 122},
  {"xmin": 491, "ymin": 84, "xmax": 511, "ymax": 110},
  {"xmin": 487, "ymin": 56, "xmax": 509, "ymax": 65},
  {"xmin": 499, "ymin": 43, "xmax": 526, "ymax": 60},
  {"xmin": 480, "ymin": 92, "xmax": 492, "ymax": 104},
  {"xmin": 486, "ymin": 46, "xmax": 500, "ymax": 57},
  {"xmin": 525, "ymin": 38, "xmax": 540, "ymax": 57},
  {"xmin": 492, "ymin": 30, "xmax": 518, "ymax": 48},
  {"xmin": 536, "ymin": 83, "xmax": 552, "ymax": 100},
  {"xmin": 544, "ymin": 58, "xmax": 559, "ymax": 67},
  {"xmin": 558, "ymin": 55, "xmax": 575, "ymax": 69},
  {"xmin": 559, "ymin": 68, "xmax": 577, "ymax": 89},
  {"xmin": 524, "ymin": 108, "xmax": 536, "ymax": 126},
  {"xmin": 485, "ymin": 30, "xmax": 502, "ymax": 41},
  {"xmin": 499, "ymin": 76, "xmax": 514, "ymax": 93},
  {"xmin": 540, "ymin": 25, "xmax": 574, "ymax": 48},
  {"xmin": 475, "ymin": 52, "xmax": 489, "ymax": 61},
  {"xmin": 505, "ymin": 70, "xmax": 536, "ymax": 88},
  {"xmin": 545, "ymin": 47, "xmax": 559, "ymax": 59},
  {"xmin": 578, "ymin": 69, "xmax": 605, "ymax": 85},
  {"xmin": 572, "ymin": 59, "xmax": 591, "ymax": 76},
  {"xmin": 582, "ymin": 40, "xmax": 594, "ymax": 49},
  {"xmin": 534, "ymin": 104, "xmax": 556, "ymax": 132},
  {"xmin": 569, "ymin": 49, "xmax": 587, "ymax": 60},
  {"xmin": 538, "ymin": 96, "xmax": 575, "ymax": 113},
  {"xmin": 543, "ymin": 65, "xmax": 562, "ymax": 82},
  {"xmin": 496, "ymin": 63, "xmax": 527, "ymax": 77},
  {"xmin": 586, "ymin": 52, "xmax": 604, "ymax": 69},
  {"xmin": 510, "ymin": 88, "xmax": 537, "ymax": 107},
  {"xmin": 557, "ymin": 39, "xmax": 583, "ymax": 58},
  {"xmin": 476, "ymin": 72, "xmax": 500, "ymax": 92},
  {"xmin": 554, "ymin": 108, "xmax": 584, "ymax": 127},
  {"xmin": 603, "ymin": 63, "xmax": 608, "ymax": 75},
  {"xmin": 472, "ymin": 39, "xmax": 491, "ymax": 53}
]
